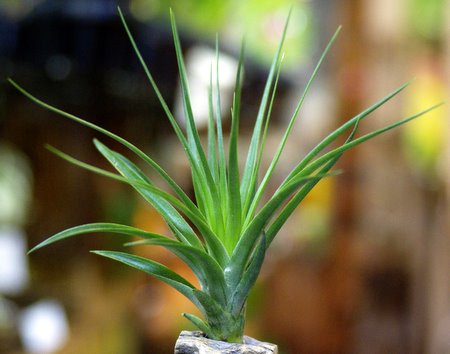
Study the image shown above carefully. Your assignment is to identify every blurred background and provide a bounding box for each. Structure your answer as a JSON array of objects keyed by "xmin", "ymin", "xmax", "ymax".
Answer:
[{"xmin": 0, "ymin": 0, "xmax": 449, "ymax": 353}]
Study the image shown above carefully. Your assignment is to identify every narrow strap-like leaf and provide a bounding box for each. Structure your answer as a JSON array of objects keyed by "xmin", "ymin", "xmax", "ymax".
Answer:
[
  {"xmin": 94, "ymin": 250, "xmax": 237, "ymax": 338},
  {"xmin": 126, "ymin": 238, "xmax": 228, "ymax": 307},
  {"xmin": 47, "ymin": 143, "xmax": 230, "ymax": 266},
  {"xmin": 7, "ymin": 79, "xmax": 195, "ymax": 221},
  {"xmin": 286, "ymin": 102, "xmax": 443, "ymax": 183},
  {"xmin": 240, "ymin": 9, "xmax": 292, "ymax": 216},
  {"xmin": 214, "ymin": 37, "xmax": 229, "ymax": 242},
  {"xmin": 226, "ymin": 39, "xmax": 245, "ymax": 251},
  {"xmin": 94, "ymin": 140, "xmax": 230, "ymax": 264},
  {"xmin": 117, "ymin": 8, "xmax": 221, "ymax": 232},
  {"xmin": 266, "ymin": 117, "xmax": 361, "ymax": 244},
  {"xmin": 283, "ymin": 81, "xmax": 412, "ymax": 184},
  {"xmin": 226, "ymin": 173, "xmax": 332, "ymax": 290},
  {"xmin": 266, "ymin": 104, "xmax": 442, "ymax": 249},
  {"xmin": 214, "ymin": 37, "xmax": 228, "ymax": 225},
  {"xmin": 92, "ymin": 250, "xmax": 205, "ymax": 306},
  {"xmin": 244, "ymin": 26, "xmax": 342, "ymax": 228},
  {"xmin": 207, "ymin": 64, "xmax": 218, "ymax": 180},
  {"xmin": 228, "ymin": 233, "xmax": 266, "ymax": 315},
  {"xmin": 192, "ymin": 289, "xmax": 243, "ymax": 341},
  {"xmin": 95, "ymin": 247, "xmax": 235, "ymax": 339},
  {"xmin": 117, "ymin": 8, "xmax": 188, "ymax": 154},
  {"xmin": 31, "ymin": 223, "xmax": 223, "ymax": 316},
  {"xmin": 169, "ymin": 10, "xmax": 223, "ymax": 226},
  {"xmin": 94, "ymin": 139, "xmax": 203, "ymax": 248},
  {"xmin": 28, "ymin": 222, "xmax": 164, "ymax": 254},
  {"xmin": 242, "ymin": 51, "xmax": 284, "ymax": 227},
  {"xmin": 182, "ymin": 313, "xmax": 216, "ymax": 339},
  {"xmin": 46, "ymin": 144, "xmax": 195, "ymax": 219},
  {"xmin": 273, "ymin": 105, "xmax": 440, "ymax": 217},
  {"xmin": 95, "ymin": 245, "xmax": 231, "ymax": 338}
]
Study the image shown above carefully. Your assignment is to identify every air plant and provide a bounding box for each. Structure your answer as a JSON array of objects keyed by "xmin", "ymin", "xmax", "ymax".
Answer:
[{"xmin": 9, "ymin": 8, "xmax": 439, "ymax": 343}]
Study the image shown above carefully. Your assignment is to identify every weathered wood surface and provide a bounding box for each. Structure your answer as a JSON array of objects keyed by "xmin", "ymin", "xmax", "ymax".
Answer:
[{"xmin": 174, "ymin": 331, "xmax": 278, "ymax": 354}]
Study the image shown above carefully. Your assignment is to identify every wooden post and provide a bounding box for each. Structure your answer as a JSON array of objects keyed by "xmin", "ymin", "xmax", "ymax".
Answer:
[{"xmin": 323, "ymin": 0, "xmax": 365, "ymax": 352}]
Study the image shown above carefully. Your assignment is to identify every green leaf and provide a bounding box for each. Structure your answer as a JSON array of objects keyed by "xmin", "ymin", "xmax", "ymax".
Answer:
[
  {"xmin": 265, "ymin": 103, "xmax": 442, "ymax": 249},
  {"xmin": 28, "ymin": 222, "xmax": 162, "ymax": 254},
  {"xmin": 283, "ymin": 81, "xmax": 412, "ymax": 184},
  {"xmin": 117, "ymin": 8, "xmax": 188, "ymax": 152},
  {"xmin": 46, "ymin": 143, "xmax": 230, "ymax": 267},
  {"xmin": 214, "ymin": 36, "xmax": 228, "ymax": 218},
  {"xmin": 226, "ymin": 173, "xmax": 332, "ymax": 290},
  {"xmin": 169, "ymin": 10, "xmax": 224, "ymax": 232},
  {"xmin": 240, "ymin": 9, "xmax": 292, "ymax": 217},
  {"xmin": 288, "ymin": 102, "xmax": 443, "ymax": 182},
  {"xmin": 266, "ymin": 118, "xmax": 361, "ymax": 244},
  {"xmin": 228, "ymin": 233, "xmax": 266, "ymax": 315},
  {"xmin": 46, "ymin": 144, "xmax": 191, "ymax": 216},
  {"xmin": 92, "ymin": 250, "xmax": 204, "ymax": 306},
  {"xmin": 118, "ymin": 8, "xmax": 221, "ymax": 235},
  {"xmin": 7, "ymin": 79, "xmax": 195, "ymax": 221},
  {"xmin": 94, "ymin": 139, "xmax": 203, "ymax": 249},
  {"xmin": 182, "ymin": 313, "xmax": 216, "ymax": 339},
  {"xmin": 125, "ymin": 238, "xmax": 228, "ymax": 307},
  {"xmin": 46, "ymin": 144, "xmax": 132, "ymax": 185},
  {"xmin": 243, "ymin": 50, "xmax": 284, "ymax": 228},
  {"xmin": 226, "ymin": 39, "xmax": 245, "ymax": 250},
  {"xmin": 207, "ymin": 64, "xmax": 218, "ymax": 181},
  {"xmin": 244, "ymin": 26, "xmax": 342, "ymax": 228},
  {"xmin": 191, "ymin": 290, "xmax": 244, "ymax": 342},
  {"xmin": 13, "ymin": 6, "xmax": 442, "ymax": 345},
  {"xmin": 94, "ymin": 249, "xmax": 240, "ymax": 339}
]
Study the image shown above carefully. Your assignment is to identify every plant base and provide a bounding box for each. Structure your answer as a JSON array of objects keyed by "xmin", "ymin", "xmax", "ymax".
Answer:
[{"xmin": 175, "ymin": 331, "xmax": 278, "ymax": 354}]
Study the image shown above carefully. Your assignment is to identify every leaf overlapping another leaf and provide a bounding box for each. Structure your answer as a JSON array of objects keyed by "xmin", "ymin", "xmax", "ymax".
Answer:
[{"xmin": 13, "ymin": 5, "xmax": 442, "ymax": 343}]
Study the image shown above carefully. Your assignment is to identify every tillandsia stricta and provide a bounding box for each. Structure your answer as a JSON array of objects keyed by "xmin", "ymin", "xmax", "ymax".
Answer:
[{"xmin": 9, "ymin": 7, "xmax": 441, "ymax": 343}]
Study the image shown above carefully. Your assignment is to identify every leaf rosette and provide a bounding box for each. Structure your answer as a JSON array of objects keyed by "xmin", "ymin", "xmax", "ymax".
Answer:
[{"xmin": 11, "ymin": 7, "xmax": 441, "ymax": 343}]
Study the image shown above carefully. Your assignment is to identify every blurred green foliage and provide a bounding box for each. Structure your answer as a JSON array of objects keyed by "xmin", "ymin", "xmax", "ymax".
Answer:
[
  {"xmin": 409, "ymin": 0, "xmax": 446, "ymax": 40},
  {"xmin": 130, "ymin": 0, "xmax": 312, "ymax": 69}
]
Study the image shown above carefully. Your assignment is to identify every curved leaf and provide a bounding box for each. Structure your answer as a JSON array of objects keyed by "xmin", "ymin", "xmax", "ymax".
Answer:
[
  {"xmin": 240, "ymin": 9, "xmax": 292, "ymax": 215},
  {"xmin": 92, "ymin": 250, "xmax": 202, "ymax": 306},
  {"xmin": 286, "ymin": 102, "xmax": 443, "ymax": 184},
  {"xmin": 226, "ymin": 173, "xmax": 331, "ymax": 290},
  {"xmin": 266, "ymin": 117, "xmax": 362, "ymax": 244},
  {"xmin": 226, "ymin": 39, "xmax": 245, "ymax": 250},
  {"xmin": 192, "ymin": 289, "xmax": 244, "ymax": 342},
  {"xmin": 126, "ymin": 238, "xmax": 228, "ymax": 307},
  {"xmin": 244, "ymin": 26, "xmax": 342, "ymax": 227},
  {"xmin": 228, "ymin": 233, "xmax": 266, "ymax": 315},
  {"xmin": 29, "ymin": 222, "xmax": 168, "ymax": 254},
  {"xmin": 47, "ymin": 143, "xmax": 229, "ymax": 266},
  {"xmin": 283, "ymin": 81, "xmax": 412, "ymax": 184},
  {"xmin": 95, "ymin": 140, "xmax": 230, "ymax": 265},
  {"xmin": 94, "ymin": 140, "xmax": 202, "ymax": 247},
  {"xmin": 182, "ymin": 313, "xmax": 216, "ymax": 339},
  {"xmin": 169, "ymin": 10, "xmax": 224, "ymax": 233},
  {"xmin": 7, "ymin": 79, "xmax": 196, "ymax": 221}
]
